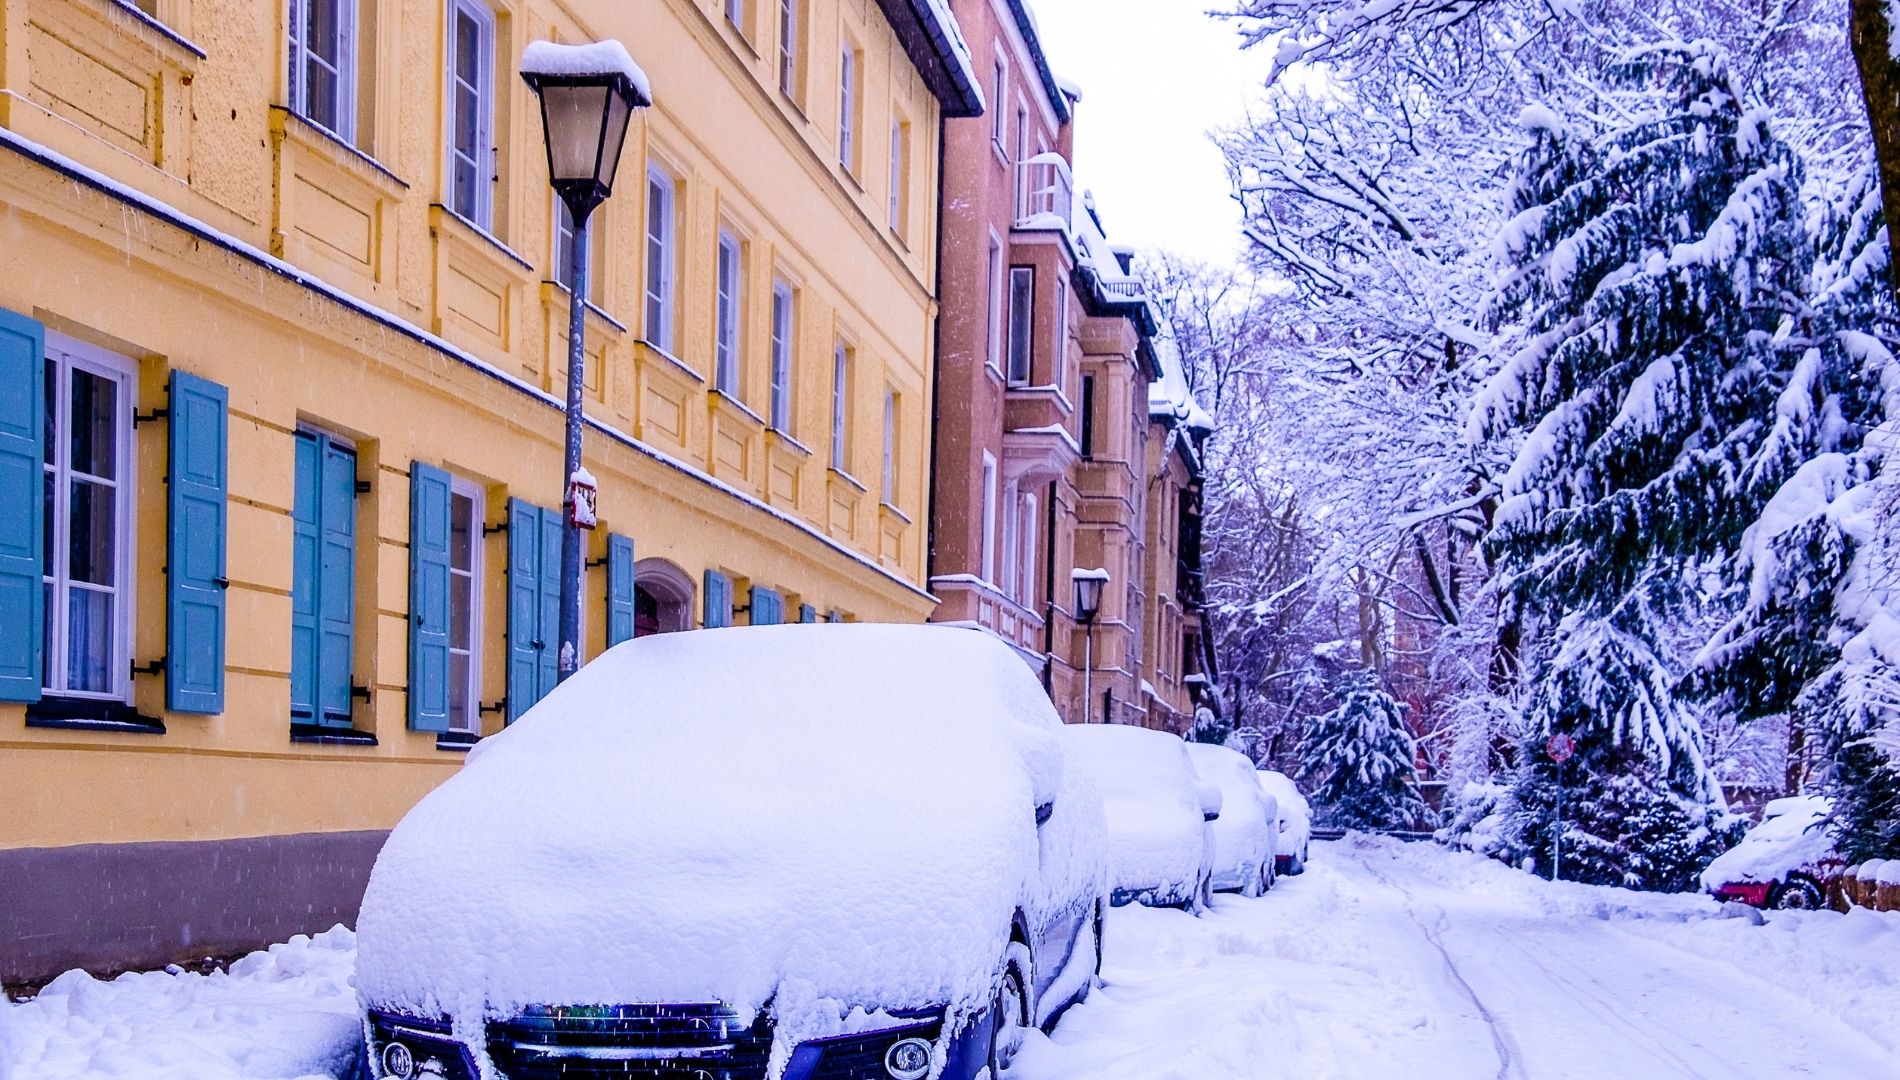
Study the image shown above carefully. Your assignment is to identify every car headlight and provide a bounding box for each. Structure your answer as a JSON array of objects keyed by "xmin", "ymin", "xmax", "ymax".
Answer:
[
  {"xmin": 380, "ymin": 1040, "xmax": 416, "ymax": 1079},
  {"xmin": 885, "ymin": 1036, "xmax": 932, "ymax": 1079}
]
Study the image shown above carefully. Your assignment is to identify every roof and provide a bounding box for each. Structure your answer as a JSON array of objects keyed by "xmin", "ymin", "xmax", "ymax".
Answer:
[
  {"xmin": 1004, "ymin": 0, "xmax": 1074, "ymax": 126},
  {"xmin": 877, "ymin": 0, "xmax": 986, "ymax": 118}
]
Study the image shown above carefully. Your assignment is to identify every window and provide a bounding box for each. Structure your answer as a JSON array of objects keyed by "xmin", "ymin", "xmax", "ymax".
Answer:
[
  {"xmin": 777, "ymin": 0, "xmax": 800, "ymax": 98},
  {"xmin": 39, "ymin": 337, "xmax": 135, "ymax": 701},
  {"xmin": 290, "ymin": 429, "xmax": 357, "ymax": 728},
  {"xmin": 716, "ymin": 231, "xmax": 743, "ymax": 397},
  {"xmin": 999, "ymin": 479, "xmax": 1019, "ymax": 595},
  {"xmin": 1018, "ymin": 491, "xmax": 1038, "ymax": 606},
  {"xmin": 1015, "ymin": 100, "xmax": 1030, "ymax": 212},
  {"xmin": 552, "ymin": 200, "xmax": 593, "ymax": 297},
  {"xmin": 1052, "ymin": 278, "xmax": 1068, "ymax": 388},
  {"xmin": 288, "ymin": 0, "xmax": 357, "ymax": 142},
  {"xmin": 725, "ymin": 0, "xmax": 745, "ymax": 32},
  {"xmin": 1007, "ymin": 267, "xmax": 1034, "ymax": 385},
  {"xmin": 839, "ymin": 45, "xmax": 858, "ymax": 172},
  {"xmin": 881, "ymin": 390, "xmax": 897, "ymax": 503},
  {"xmin": 770, "ymin": 280, "xmax": 795, "ymax": 431},
  {"xmin": 447, "ymin": 0, "xmax": 495, "ymax": 228},
  {"xmin": 986, "ymin": 233, "xmax": 1004, "ymax": 372},
  {"xmin": 831, "ymin": 342, "xmax": 849, "ymax": 471},
  {"xmin": 645, "ymin": 166, "xmax": 677, "ymax": 352},
  {"xmin": 1080, "ymin": 374, "xmax": 1096, "ymax": 458},
  {"xmin": 889, "ymin": 118, "xmax": 909, "ymax": 235},
  {"xmin": 446, "ymin": 478, "xmax": 482, "ymax": 733},
  {"xmin": 991, "ymin": 56, "xmax": 1008, "ymax": 151},
  {"xmin": 980, "ymin": 453, "xmax": 997, "ymax": 583}
]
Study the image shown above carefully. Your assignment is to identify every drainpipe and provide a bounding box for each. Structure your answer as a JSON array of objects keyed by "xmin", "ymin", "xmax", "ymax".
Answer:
[
  {"xmin": 1041, "ymin": 478, "xmax": 1058, "ymax": 696},
  {"xmin": 925, "ymin": 116, "xmax": 948, "ymax": 595}
]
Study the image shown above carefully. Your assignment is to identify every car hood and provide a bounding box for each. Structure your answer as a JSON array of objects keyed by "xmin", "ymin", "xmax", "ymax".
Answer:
[{"xmin": 355, "ymin": 626, "xmax": 1061, "ymax": 1037}]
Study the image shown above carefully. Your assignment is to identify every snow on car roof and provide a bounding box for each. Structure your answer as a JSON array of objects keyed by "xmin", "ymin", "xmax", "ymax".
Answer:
[
  {"xmin": 356, "ymin": 624, "xmax": 1066, "ymax": 1046},
  {"xmin": 1062, "ymin": 725, "xmax": 1206, "ymax": 894},
  {"xmin": 1700, "ymin": 795, "xmax": 1836, "ymax": 890}
]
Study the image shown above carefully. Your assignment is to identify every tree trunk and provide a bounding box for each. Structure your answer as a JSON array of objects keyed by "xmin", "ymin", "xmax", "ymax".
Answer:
[{"xmin": 1853, "ymin": 0, "xmax": 1900, "ymax": 294}]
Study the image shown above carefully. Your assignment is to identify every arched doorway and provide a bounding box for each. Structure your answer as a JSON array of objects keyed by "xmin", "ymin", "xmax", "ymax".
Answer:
[{"xmin": 634, "ymin": 558, "xmax": 695, "ymax": 637}]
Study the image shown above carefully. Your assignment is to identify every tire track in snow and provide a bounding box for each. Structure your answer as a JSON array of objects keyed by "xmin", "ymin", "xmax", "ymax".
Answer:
[{"xmin": 1350, "ymin": 849, "xmax": 1525, "ymax": 1080}]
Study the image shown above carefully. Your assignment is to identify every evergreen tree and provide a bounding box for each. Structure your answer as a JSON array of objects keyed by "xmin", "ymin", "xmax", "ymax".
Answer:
[
  {"xmin": 1470, "ymin": 41, "xmax": 1810, "ymax": 884},
  {"xmin": 1302, "ymin": 670, "xmax": 1428, "ymax": 830}
]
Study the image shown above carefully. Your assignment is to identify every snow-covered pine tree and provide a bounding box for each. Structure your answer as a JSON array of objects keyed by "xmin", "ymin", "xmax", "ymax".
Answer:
[
  {"xmin": 1302, "ymin": 670, "xmax": 1428, "ymax": 830},
  {"xmin": 1470, "ymin": 41, "xmax": 1810, "ymax": 885}
]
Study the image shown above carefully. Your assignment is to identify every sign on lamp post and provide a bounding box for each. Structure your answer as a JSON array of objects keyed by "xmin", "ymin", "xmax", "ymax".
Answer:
[{"xmin": 1547, "ymin": 732, "xmax": 1576, "ymax": 882}]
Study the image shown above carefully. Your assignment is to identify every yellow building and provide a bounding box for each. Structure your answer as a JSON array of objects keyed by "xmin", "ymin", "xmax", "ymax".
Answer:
[{"xmin": 0, "ymin": 0, "xmax": 979, "ymax": 983}]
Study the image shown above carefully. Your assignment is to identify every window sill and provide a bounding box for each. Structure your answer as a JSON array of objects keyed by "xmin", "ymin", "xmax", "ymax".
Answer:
[
  {"xmin": 436, "ymin": 731, "xmax": 482, "ymax": 752},
  {"xmin": 829, "ymin": 467, "xmax": 867, "ymax": 493},
  {"xmin": 992, "ymin": 140, "xmax": 1010, "ymax": 169},
  {"xmin": 542, "ymin": 283, "xmax": 627, "ymax": 333},
  {"xmin": 983, "ymin": 362, "xmax": 1006, "ymax": 385},
  {"xmin": 432, "ymin": 203, "xmax": 534, "ymax": 272},
  {"xmin": 107, "ymin": 0, "xmax": 206, "ymax": 60},
  {"xmin": 766, "ymin": 427, "xmax": 813, "ymax": 458},
  {"xmin": 638, "ymin": 339, "xmax": 706, "ymax": 384},
  {"xmin": 710, "ymin": 387, "xmax": 766, "ymax": 428},
  {"xmin": 289, "ymin": 723, "xmax": 378, "ymax": 746},
  {"xmin": 26, "ymin": 697, "xmax": 166, "ymax": 735},
  {"xmin": 879, "ymin": 500, "xmax": 913, "ymax": 526},
  {"xmin": 270, "ymin": 106, "xmax": 408, "ymax": 194}
]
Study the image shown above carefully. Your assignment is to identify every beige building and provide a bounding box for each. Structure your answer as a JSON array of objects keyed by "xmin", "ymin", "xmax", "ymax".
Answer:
[{"xmin": 0, "ymin": 0, "xmax": 978, "ymax": 983}]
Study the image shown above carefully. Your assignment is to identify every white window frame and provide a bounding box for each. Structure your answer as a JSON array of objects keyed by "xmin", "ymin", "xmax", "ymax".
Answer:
[
  {"xmin": 716, "ymin": 230, "xmax": 744, "ymax": 397},
  {"xmin": 1000, "ymin": 479, "xmax": 1020, "ymax": 596},
  {"xmin": 1018, "ymin": 491, "xmax": 1038, "ymax": 607},
  {"xmin": 40, "ymin": 333, "xmax": 137, "ymax": 702},
  {"xmin": 980, "ymin": 452, "xmax": 997, "ymax": 584},
  {"xmin": 839, "ymin": 45, "xmax": 857, "ymax": 172},
  {"xmin": 991, "ymin": 54, "xmax": 1008, "ymax": 152},
  {"xmin": 831, "ymin": 342, "xmax": 849, "ymax": 471},
  {"xmin": 288, "ymin": 0, "xmax": 358, "ymax": 143},
  {"xmin": 1052, "ymin": 278, "xmax": 1068, "ymax": 389},
  {"xmin": 1007, "ymin": 266, "xmax": 1034, "ymax": 386},
  {"xmin": 986, "ymin": 232, "xmax": 1005, "ymax": 374},
  {"xmin": 881, "ymin": 389, "xmax": 896, "ymax": 504},
  {"xmin": 770, "ymin": 279, "xmax": 795, "ymax": 431},
  {"xmin": 778, "ymin": 0, "xmax": 799, "ymax": 97},
  {"xmin": 445, "ymin": 0, "xmax": 496, "ymax": 229},
  {"xmin": 1015, "ymin": 97, "xmax": 1031, "ymax": 215},
  {"xmin": 889, "ymin": 117, "xmax": 907, "ymax": 235},
  {"xmin": 447, "ymin": 475, "xmax": 485, "ymax": 734},
  {"xmin": 645, "ymin": 166, "xmax": 677, "ymax": 353}
]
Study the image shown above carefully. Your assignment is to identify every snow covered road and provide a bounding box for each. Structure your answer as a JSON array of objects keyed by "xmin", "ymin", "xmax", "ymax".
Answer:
[{"xmin": 1016, "ymin": 836, "xmax": 1900, "ymax": 1080}]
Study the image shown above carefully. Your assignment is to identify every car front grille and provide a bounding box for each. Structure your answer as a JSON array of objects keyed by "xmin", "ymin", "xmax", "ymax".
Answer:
[{"xmin": 486, "ymin": 1003, "xmax": 775, "ymax": 1080}]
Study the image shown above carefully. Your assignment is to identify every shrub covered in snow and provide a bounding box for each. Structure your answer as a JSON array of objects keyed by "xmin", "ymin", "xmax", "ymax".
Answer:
[
  {"xmin": 1301, "ymin": 670, "xmax": 1427, "ymax": 832},
  {"xmin": 355, "ymin": 624, "xmax": 1107, "ymax": 1074}
]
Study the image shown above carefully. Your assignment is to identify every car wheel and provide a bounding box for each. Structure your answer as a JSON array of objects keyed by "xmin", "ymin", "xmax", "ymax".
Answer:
[
  {"xmin": 1770, "ymin": 875, "xmax": 1825, "ymax": 911},
  {"xmin": 988, "ymin": 943, "xmax": 1033, "ymax": 1076},
  {"xmin": 1241, "ymin": 862, "xmax": 1264, "ymax": 899}
]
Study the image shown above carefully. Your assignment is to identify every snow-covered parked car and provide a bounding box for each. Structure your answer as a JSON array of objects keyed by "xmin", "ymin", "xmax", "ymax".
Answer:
[
  {"xmin": 1062, "ymin": 724, "xmax": 1218, "ymax": 911},
  {"xmin": 1186, "ymin": 743, "xmax": 1278, "ymax": 896},
  {"xmin": 354, "ymin": 624, "xmax": 1108, "ymax": 1080},
  {"xmin": 1256, "ymin": 770, "xmax": 1312, "ymax": 875},
  {"xmin": 1700, "ymin": 795, "xmax": 1841, "ymax": 910}
]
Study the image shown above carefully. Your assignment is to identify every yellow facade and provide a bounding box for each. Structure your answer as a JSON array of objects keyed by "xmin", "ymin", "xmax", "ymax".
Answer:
[{"xmin": 0, "ymin": 0, "xmax": 957, "ymax": 872}]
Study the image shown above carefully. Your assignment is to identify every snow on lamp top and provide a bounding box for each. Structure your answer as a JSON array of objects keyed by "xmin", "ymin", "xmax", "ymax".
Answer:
[{"xmin": 519, "ymin": 39, "xmax": 652, "ymax": 102}]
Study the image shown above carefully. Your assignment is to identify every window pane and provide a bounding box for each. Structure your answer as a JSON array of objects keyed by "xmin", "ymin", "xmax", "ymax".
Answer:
[
  {"xmin": 450, "ymin": 571, "xmax": 471, "ymax": 651},
  {"xmin": 66, "ymin": 587, "xmax": 113, "ymax": 693},
  {"xmin": 450, "ymin": 491, "xmax": 473, "ymax": 570},
  {"xmin": 69, "ymin": 368, "xmax": 117, "ymax": 479},
  {"xmin": 42, "ymin": 467, "xmax": 54, "ymax": 577},
  {"xmin": 43, "ymin": 358, "xmax": 55, "ymax": 466},
  {"xmin": 455, "ymin": 10, "xmax": 480, "ymax": 82},
  {"xmin": 448, "ymin": 650, "xmax": 470, "ymax": 727},
  {"xmin": 453, "ymin": 158, "xmax": 478, "ymax": 218},
  {"xmin": 68, "ymin": 477, "xmax": 115, "ymax": 586},
  {"xmin": 306, "ymin": 61, "xmax": 339, "ymax": 130},
  {"xmin": 41, "ymin": 581, "xmax": 52, "ymax": 688},
  {"xmin": 306, "ymin": 0, "xmax": 338, "ymax": 65}
]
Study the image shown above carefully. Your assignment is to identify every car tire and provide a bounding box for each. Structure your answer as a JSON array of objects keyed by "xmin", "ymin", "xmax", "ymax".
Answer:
[
  {"xmin": 988, "ymin": 942, "xmax": 1033, "ymax": 1077},
  {"xmin": 1770, "ymin": 875, "xmax": 1825, "ymax": 911},
  {"xmin": 1288, "ymin": 846, "xmax": 1307, "ymax": 876},
  {"xmin": 1241, "ymin": 862, "xmax": 1264, "ymax": 899}
]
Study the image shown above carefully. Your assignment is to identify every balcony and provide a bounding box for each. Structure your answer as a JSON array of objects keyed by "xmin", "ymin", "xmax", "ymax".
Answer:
[{"xmin": 1014, "ymin": 152, "xmax": 1073, "ymax": 232}]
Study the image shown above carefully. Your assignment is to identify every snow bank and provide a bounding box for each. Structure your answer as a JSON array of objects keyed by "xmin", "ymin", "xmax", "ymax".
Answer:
[
  {"xmin": 356, "ymin": 624, "xmax": 1081, "ymax": 1058},
  {"xmin": 519, "ymin": 40, "xmax": 651, "ymax": 102},
  {"xmin": 1186, "ymin": 744, "xmax": 1275, "ymax": 891},
  {"xmin": 3, "ymin": 927, "xmax": 360, "ymax": 1080},
  {"xmin": 1062, "ymin": 725, "xmax": 1207, "ymax": 904},
  {"xmin": 1699, "ymin": 795, "xmax": 1838, "ymax": 890}
]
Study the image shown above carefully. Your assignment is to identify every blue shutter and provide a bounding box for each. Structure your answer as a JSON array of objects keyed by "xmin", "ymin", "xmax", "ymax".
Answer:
[
  {"xmin": 537, "ymin": 506, "xmax": 562, "ymax": 694},
  {"xmin": 751, "ymin": 586, "xmax": 783, "ymax": 626},
  {"xmin": 799, "ymin": 603, "xmax": 817, "ymax": 624},
  {"xmin": 317, "ymin": 440, "xmax": 357, "ymax": 726},
  {"xmin": 703, "ymin": 569, "xmax": 731, "ymax": 629},
  {"xmin": 289, "ymin": 433, "xmax": 320, "ymax": 720},
  {"xmin": 506, "ymin": 497, "xmax": 542, "ymax": 723},
  {"xmin": 408, "ymin": 462, "xmax": 453, "ymax": 732},
  {"xmin": 606, "ymin": 532, "xmax": 636, "ymax": 647},
  {"xmin": 0, "ymin": 309, "xmax": 44, "ymax": 703},
  {"xmin": 167, "ymin": 372, "xmax": 228, "ymax": 714}
]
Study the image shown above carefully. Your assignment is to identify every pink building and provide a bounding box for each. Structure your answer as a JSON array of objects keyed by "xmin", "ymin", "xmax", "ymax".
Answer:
[{"xmin": 929, "ymin": 0, "xmax": 1213, "ymax": 730}]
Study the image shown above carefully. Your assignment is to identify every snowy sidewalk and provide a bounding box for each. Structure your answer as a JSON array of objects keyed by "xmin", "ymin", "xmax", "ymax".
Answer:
[{"xmin": 1016, "ymin": 835, "xmax": 1900, "ymax": 1079}]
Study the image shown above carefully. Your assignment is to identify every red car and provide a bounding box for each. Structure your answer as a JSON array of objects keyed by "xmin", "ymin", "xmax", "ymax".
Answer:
[{"xmin": 1701, "ymin": 796, "xmax": 1841, "ymax": 909}]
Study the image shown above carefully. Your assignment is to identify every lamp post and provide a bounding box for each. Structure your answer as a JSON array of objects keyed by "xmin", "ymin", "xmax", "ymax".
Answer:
[
  {"xmin": 1072, "ymin": 568, "xmax": 1108, "ymax": 723},
  {"xmin": 521, "ymin": 40, "xmax": 651, "ymax": 684}
]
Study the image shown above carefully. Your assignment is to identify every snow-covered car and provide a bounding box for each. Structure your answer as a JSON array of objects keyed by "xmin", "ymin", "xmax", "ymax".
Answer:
[
  {"xmin": 1186, "ymin": 743, "xmax": 1278, "ymax": 896},
  {"xmin": 1062, "ymin": 724, "xmax": 1217, "ymax": 911},
  {"xmin": 1700, "ymin": 795, "xmax": 1841, "ymax": 910},
  {"xmin": 354, "ymin": 624, "xmax": 1108, "ymax": 1080},
  {"xmin": 1256, "ymin": 770, "xmax": 1313, "ymax": 875}
]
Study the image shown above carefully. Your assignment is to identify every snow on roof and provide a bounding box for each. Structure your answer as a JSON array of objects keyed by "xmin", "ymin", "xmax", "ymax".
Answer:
[
  {"xmin": 356, "ymin": 624, "xmax": 1080, "ymax": 1042},
  {"xmin": 900, "ymin": 0, "xmax": 986, "ymax": 118},
  {"xmin": 520, "ymin": 40, "xmax": 652, "ymax": 103},
  {"xmin": 1147, "ymin": 331, "xmax": 1215, "ymax": 432},
  {"xmin": 1056, "ymin": 74, "xmax": 1084, "ymax": 102}
]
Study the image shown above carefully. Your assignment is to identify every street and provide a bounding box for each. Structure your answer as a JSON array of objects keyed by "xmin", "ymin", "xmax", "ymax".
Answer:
[{"xmin": 1016, "ymin": 837, "xmax": 1900, "ymax": 1079}]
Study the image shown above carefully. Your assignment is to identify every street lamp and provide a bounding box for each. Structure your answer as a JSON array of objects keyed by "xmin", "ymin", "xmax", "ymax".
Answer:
[
  {"xmin": 1072, "ymin": 568, "xmax": 1109, "ymax": 723},
  {"xmin": 521, "ymin": 40, "xmax": 652, "ymax": 684}
]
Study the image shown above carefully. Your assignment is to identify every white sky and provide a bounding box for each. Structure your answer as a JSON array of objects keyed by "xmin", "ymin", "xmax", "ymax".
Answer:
[{"xmin": 1027, "ymin": 0, "xmax": 1274, "ymax": 269}]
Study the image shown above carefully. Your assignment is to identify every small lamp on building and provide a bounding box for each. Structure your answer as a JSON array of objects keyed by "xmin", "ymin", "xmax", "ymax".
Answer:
[
  {"xmin": 1072, "ymin": 567, "xmax": 1109, "ymax": 722},
  {"xmin": 521, "ymin": 39, "xmax": 652, "ymax": 684}
]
